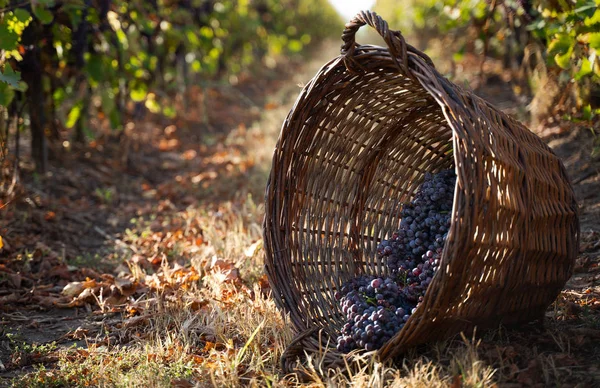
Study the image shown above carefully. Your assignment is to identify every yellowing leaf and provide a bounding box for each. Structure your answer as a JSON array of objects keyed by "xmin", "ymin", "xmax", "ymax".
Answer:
[
  {"xmin": 554, "ymin": 46, "xmax": 573, "ymax": 69},
  {"xmin": 0, "ymin": 235, "xmax": 3, "ymax": 250},
  {"xmin": 66, "ymin": 102, "xmax": 83, "ymax": 128},
  {"xmin": 145, "ymin": 94, "xmax": 161, "ymax": 113}
]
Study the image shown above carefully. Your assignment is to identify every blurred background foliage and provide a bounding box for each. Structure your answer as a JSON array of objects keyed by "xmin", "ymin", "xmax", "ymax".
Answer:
[
  {"xmin": 0, "ymin": 0, "xmax": 341, "ymax": 172},
  {"xmin": 1, "ymin": 0, "xmax": 600, "ymax": 173},
  {"xmin": 374, "ymin": 0, "xmax": 600, "ymax": 128}
]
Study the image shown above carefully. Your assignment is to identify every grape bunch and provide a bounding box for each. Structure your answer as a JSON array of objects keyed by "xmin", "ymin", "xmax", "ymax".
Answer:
[
  {"xmin": 335, "ymin": 275, "xmax": 415, "ymax": 352},
  {"xmin": 335, "ymin": 170, "xmax": 456, "ymax": 353},
  {"xmin": 380, "ymin": 169, "xmax": 456, "ymax": 296}
]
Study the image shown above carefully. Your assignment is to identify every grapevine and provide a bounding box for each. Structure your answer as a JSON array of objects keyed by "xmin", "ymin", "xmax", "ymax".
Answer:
[{"xmin": 0, "ymin": 0, "xmax": 342, "ymax": 171}]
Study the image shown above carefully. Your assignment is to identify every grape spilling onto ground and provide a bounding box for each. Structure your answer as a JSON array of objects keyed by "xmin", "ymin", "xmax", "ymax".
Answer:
[{"xmin": 335, "ymin": 170, "xmax": 457, "ymax": 353}]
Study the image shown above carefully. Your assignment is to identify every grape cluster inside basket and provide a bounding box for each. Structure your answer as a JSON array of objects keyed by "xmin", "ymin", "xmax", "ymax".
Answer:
[{"xmin": 263, "ymin": 11, "xmax": 579, "ymax": 373}]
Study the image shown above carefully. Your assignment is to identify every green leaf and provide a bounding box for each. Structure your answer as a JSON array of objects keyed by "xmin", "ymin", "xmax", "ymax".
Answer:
[
  {"xmin": 0, "ymin": 24, "xmax": 19, "ymax": 51},
  {"xmin": 186, "ymin": 30, "xmax": 200, "ymax": 46},
  {"xmin": 585, "ymin": 9, "xmax": 600, "ymax": 26},
  {"xmin": 548, "ymin": 33, "xmax": 574, "ymax": 56},
  {"xmin": 13, "ymin": 9, "xmax": 32, "ymax": 23},
  {"xmin": 53, "ymin": 87, "xmax": 66, "ymax": 106},
  {"xmin": 590, "ymin": 32, "xmax": 600, "ymax": 50},
  {"xmin": 100, "ymin": 88, "xmax": 115, "ymax": 113},
  {"xmin": 575, "ymin": 57, "xmax": 593, "ymax": 79},
  {"xmin": 582, "ymin": 104, "xmax": 593, "ymax": 121},
  {"xmin": 0, "ymin": 65, "xmax": 21, "ymax": 88},
  {"xmin": 108, "ymin": 109, "xmax": 121, "ymax": 130},
  {"xmin": 0, "ymin": 82, "xmax": 15, "ymax": 107},
  {"xmin": 574, "ymin": 2, "xmax": 598, "ymax": 14},
  {"xmin": 129, "ymin": 81, "xmax": 147, "ymax": 102},
  {"xmin": 526, "ymin": 18, "xmax": 546, "ymax": 32},
  {"xmin": 85, "ymin": 55, "xmax": 104, "ymax": 83},
  {"xmin": 33, "ymin": 6, "xmax": 54, "ymax": 25},
  {"xmin": 66, "ymin": 102, "xmax": 83, "ymax": 128},
  {"xmin": 163, "ymin": 105, "xmax": 176, "ymax": 118}
]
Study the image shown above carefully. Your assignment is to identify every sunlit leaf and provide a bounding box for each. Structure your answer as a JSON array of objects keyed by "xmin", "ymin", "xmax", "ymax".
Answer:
[
  {"xmin": 130, "ymin": 83, "xmax": 147, "ymax": 102},
  {"xmin": 585, "ymin": 9, "xmax": 600, "ymax": 26},
  {"xmin": 145, "ymin": 95, "xmax": 161, "ymax": 114},
  {"xmin": 66, "ymin": 101, "xmax": 84, "ymax": 128},
  {"xmin": 548, "ymin": 33, "xmax": 574, "ymax": 56},
  {"xmin": 574, "ymin": 2, "xmax": 598, "ymax": 14},
  {"xmin": 53, "ymin": 87, "xmax": 66, "ymax": 106},
  {"xmin": 575, "ymin": 57, "xmax": 593, "ymax": 80},
  {"xmin": 590, "ymin": 32, "xmax": 600, "ymax": 50},
  {"xmin": 186, "ymin": 30, "xmax": 200, "ymax": 46},
  {"xmin": 582, "ymin": 104, "xmax": 593, "ymax": 121}
]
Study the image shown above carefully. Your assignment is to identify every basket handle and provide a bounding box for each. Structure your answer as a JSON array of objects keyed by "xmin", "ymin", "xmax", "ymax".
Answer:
[{"xmin": 341, "ymin": 10, "xmax": 433, "ymax": 75}]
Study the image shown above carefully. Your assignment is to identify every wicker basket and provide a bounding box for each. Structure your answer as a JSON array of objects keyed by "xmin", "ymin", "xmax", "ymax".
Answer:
[{"xmin": 263, "ymin": 11, "xmax": 579, "ymax": 373}]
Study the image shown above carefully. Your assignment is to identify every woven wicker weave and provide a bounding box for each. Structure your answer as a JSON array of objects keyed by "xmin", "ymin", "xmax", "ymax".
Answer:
[{"xmin": 263, "ymin": 11, "xmax": 579, "ymax": 373}]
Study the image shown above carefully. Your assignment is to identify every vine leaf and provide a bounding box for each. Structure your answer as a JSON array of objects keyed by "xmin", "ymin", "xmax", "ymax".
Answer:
[
  {"xmin": 13, "ymin": 9, "xmax": 31, "ymax": 23},
  {"xmin": 590, "ymin": 32, "xmax": 600, "ymax": 50},
  {"xmin": 33, "ymin": 6, "xmax": 54, "ymax": 24},
  {"xmin": 0, "ymin": 65, "xmax": 21, "ymax": 88},
  {"xmin": 575, "ymin": 57, "xmax": 593, "ymax": 80},
  {"xmin": 0, "ymin": 82, "xmax": 15, "ymax": 106},
  {"xmin": 0, "ymin": 24, "xmax": 19, "ymax": 50}
]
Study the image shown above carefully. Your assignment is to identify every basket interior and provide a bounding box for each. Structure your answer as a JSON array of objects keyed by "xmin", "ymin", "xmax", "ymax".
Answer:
[{"xmin": 281, "ymin": 60, "xmax": 455, "ymax": 338}]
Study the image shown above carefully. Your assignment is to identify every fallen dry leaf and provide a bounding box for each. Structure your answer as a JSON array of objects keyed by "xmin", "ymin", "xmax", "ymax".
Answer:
[
  {"xmin": 62, "ymin": 281, "xmax": 85, "ymax": 298},
  {"xmin": 115, "ymin": 277, "xmax": 137, "ymax": 297},
  {"xmin": 209, "ymin": 257, "xmax": 234, "ymax": 272},
  {"xmin": 188, "ymin": 298, "xmax": 209, "ymax": 311},
  {"xmin": 73, "ymin": 287, "xmax": 97, "ymax": 304},
  {"xmin": 244, "ymin": 240, "xmax": 262, "ymax": 258},
  {"xmin": 213, "ymin": 268, "xmax": 240, "ymax": 284}
]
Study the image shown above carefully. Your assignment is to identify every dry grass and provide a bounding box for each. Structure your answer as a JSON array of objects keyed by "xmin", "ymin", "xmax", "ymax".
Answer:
[{"xmin": 10, "ymin": 194, "xmax": 499, "ymax": 387}]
